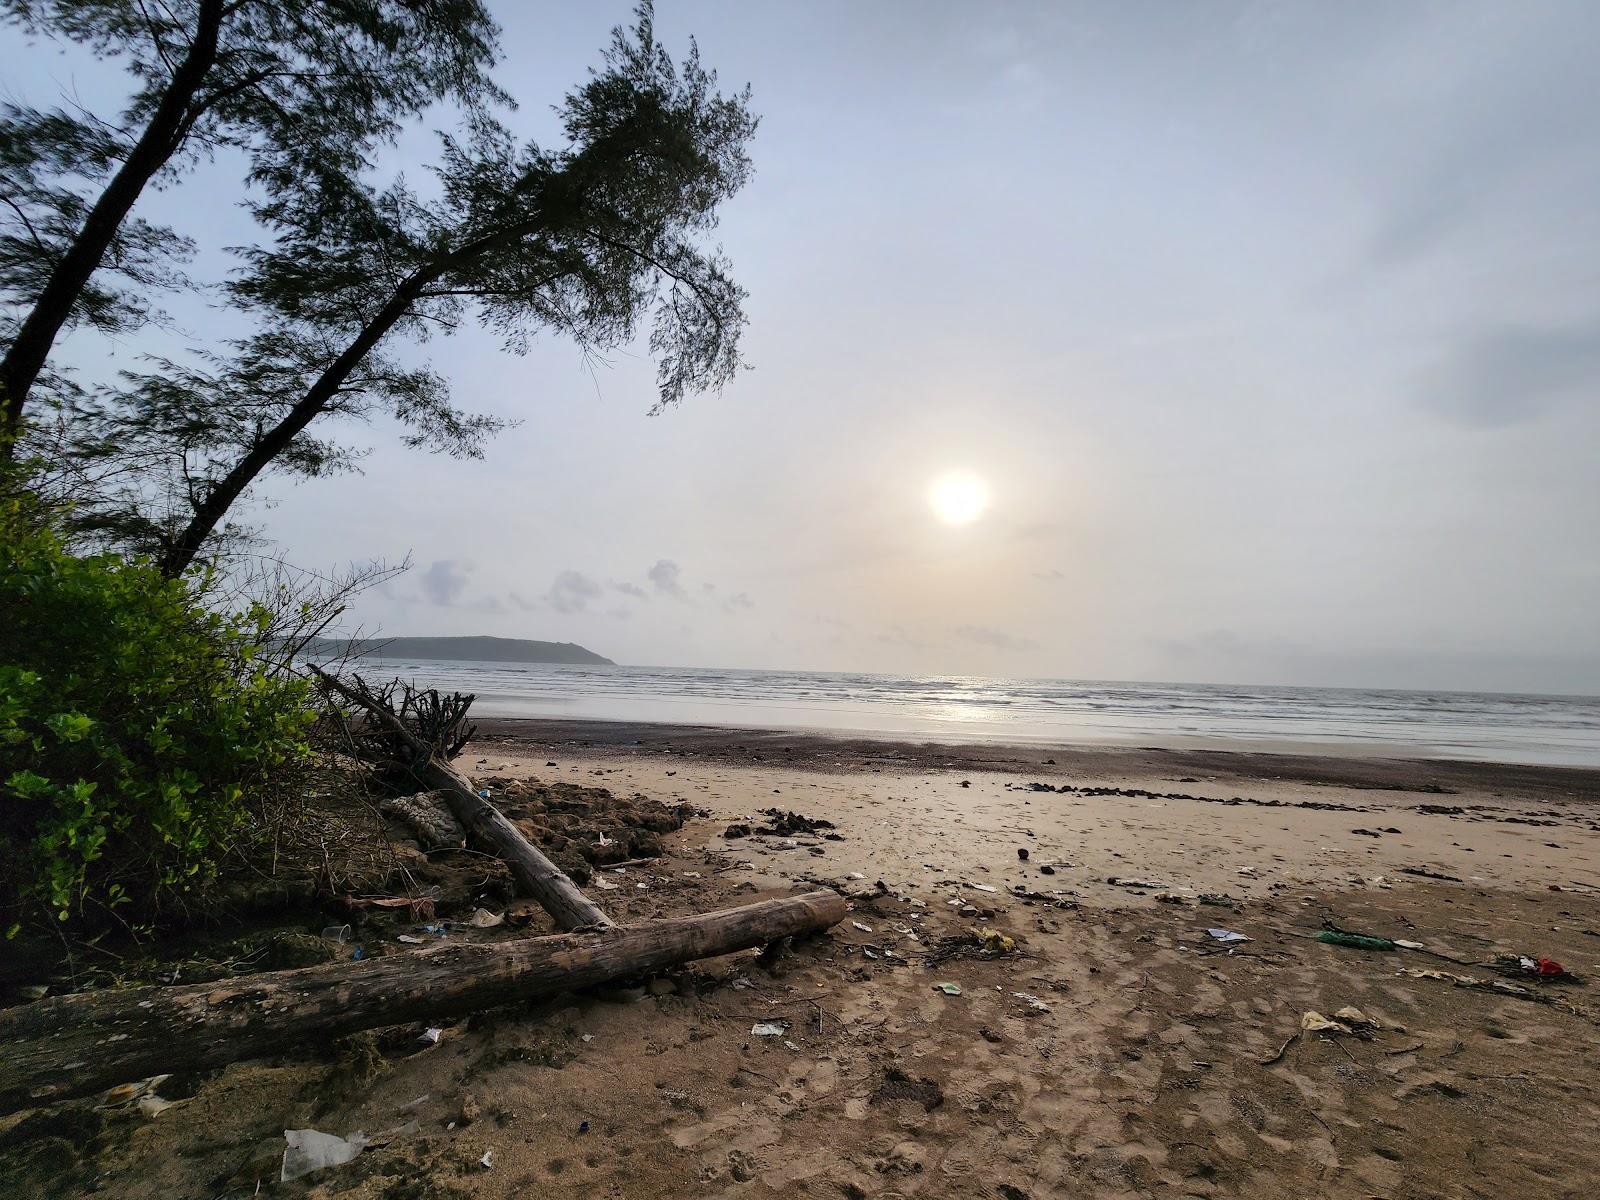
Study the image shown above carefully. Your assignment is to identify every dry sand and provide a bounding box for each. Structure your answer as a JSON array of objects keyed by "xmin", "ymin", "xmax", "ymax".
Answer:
[{"xmin": 9, "ymin": 722, "xmax": 1600, "ymax": 1199}]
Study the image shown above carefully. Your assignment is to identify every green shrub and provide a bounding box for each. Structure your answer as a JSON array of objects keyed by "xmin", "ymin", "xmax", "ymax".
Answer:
[{"xmin": 0, "ymin": 499, "xmax": 314, "ymax": 930}]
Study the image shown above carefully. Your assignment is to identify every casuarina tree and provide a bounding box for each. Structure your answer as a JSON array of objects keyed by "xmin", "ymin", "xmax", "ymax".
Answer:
[
  {"xmin": 0, "ymin": 0, "xmax": 504, "ymax": 458},
  {"xmin": 66, "ymin": 8, "xmax": 756, "ymax": 576}
]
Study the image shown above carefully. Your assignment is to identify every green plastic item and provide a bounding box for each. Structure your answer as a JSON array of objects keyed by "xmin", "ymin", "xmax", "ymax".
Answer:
[{"xmin": 1315, "ymin": 931, "xmax": 1397, "ymax": 951}]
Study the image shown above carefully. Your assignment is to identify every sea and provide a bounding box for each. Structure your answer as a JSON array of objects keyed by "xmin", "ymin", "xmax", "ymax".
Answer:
[{"xmin": 327, "ymin": 658, "xmax": 1600, "ymax": 768}]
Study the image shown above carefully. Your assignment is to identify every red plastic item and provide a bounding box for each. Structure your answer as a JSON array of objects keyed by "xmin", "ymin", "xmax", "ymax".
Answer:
[{"xmin": 1536, "ymin": 958, "xmax": 1564, "ymax": 976}]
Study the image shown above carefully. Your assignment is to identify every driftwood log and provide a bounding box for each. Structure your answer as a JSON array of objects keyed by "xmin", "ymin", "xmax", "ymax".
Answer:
[
  {"xmin": 420, "ymin": 753, "xmax": 613, "ymax": 930},
  {"xmin": 0, "ymin": 891, "xmax": 847, "ymax": 1112},
  {"xmin": 316, "ymin": 668, "xmax": 613, "ymax": 930}
]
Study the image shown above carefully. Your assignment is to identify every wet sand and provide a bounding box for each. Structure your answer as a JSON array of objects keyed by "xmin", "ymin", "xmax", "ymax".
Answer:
[{"xmin": 15, "ymin": 721, "xmax": 1600, "ymax": 1199}]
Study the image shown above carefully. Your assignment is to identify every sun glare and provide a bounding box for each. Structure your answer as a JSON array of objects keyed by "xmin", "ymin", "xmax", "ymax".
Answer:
[{"xmin": 928, "ymin": 470, "xmax": 990, "ymax": 527}]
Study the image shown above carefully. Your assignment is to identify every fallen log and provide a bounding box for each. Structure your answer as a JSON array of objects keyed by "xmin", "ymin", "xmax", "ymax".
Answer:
[
  {"xmin": 315, "ymin": 667, "xmax": 612, "ymax": 930},
  {"xmin": 421, "ymin": 753, "xmax": 613, "ymax": 930},
  {"xmin": 0, "ymin": 890, "xmax": 846, "ymax": 1112}
]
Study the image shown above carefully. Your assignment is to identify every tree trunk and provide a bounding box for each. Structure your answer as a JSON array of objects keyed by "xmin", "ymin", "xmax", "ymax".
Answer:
[
  {"xmin": 0, "ymin": 0, "xmax": 225, "ymax": 457},
  {"xmin": 156, "ymin": 270, "xmax": 431, "ymax": 576},
  {"xmin": 0, "ymin": 891, "xmax": 846, "ymax": 1112},
  {"xmin": 421, "ymin": 753, "xmax": 614, "ymax": 930}
]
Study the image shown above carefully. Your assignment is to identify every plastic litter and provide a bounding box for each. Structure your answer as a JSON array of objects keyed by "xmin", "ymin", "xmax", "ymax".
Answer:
[
  {"xmin": 396, "ymin": 934, "xmax": 424, "ymax": 945},
  {"xmin": 978, "ymin": 930, "xmax": 1015, "ymax": 954},
  {"xmin": 933, "ymin": 982, "xmax": 963, "ymax": 996},
  {"xmin": 321, "ymin": 925, "xmax": 352, "ymax": 943},
  {"xmin": 465, "ymin": 908, "xmax": 504, "ymax": 929},
  {"xmin": 578, "ymin": 1120, "xmax": 590, "ymax": 1134},
  {"xmin": 419, "ymin": 1027, "xmax": 443, "ymax": 1046},
  {"xmin": 1333, "ymin": 1005, "xmax": 1379, "ymax": 1028},
  {"xmin": 752, "ymin": 1021, "xmax": 789, "ymax": 1037},
  {"xmin": 1498, "ymin": 953, "xmax": 1568, "ymax": 978},
  {"xmin": 968, "ymin": 883, "xmax": 999, "ymax": 894},
  {"xmin": 851, "ymin": 921, "xmax": 874, "ymax": 933},
  {"xmin": 1302, "ymin": 1007, "xmax": 1379, "ymax": 1035},
  {"xmin": 1107, "ymin": 877, "xmax": 1164, "ymax": 889},
  {"xmin": 1399, "ymin": 966, "xmax": 1546, "ymax": 997},
  {"xmin": 1011, "ymin": 991, "xmax": 1049, "ymax": 1012},
  {"xmin": 1315, "ymin": 930, "xmax": 1397, "ymax": 952},
  {"xmin": 592, "ymin": 876, "xmax": 620, "ymax": 890},
  {"xmin": 282, "ymin": 1128, "xmax": 368, "ymax": 1182},
  {"xmin": 100, "ymin": 1074, "xmax": 172, "ymax": 1110},
  {"xmin": 1206, "ymin": 928, "xmax": 1251, "ymax": 944},
  {"xmin": 480, "ymin": 1150, "xmax": 495, "ymax": 1170}
]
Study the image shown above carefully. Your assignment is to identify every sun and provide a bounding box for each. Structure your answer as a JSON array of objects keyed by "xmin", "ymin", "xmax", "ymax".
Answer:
[{"xmin": 928, "ymin": 470, "xmax": 990, "ymax": 527}]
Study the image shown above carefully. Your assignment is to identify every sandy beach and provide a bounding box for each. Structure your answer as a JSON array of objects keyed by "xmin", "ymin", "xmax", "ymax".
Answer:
[{"xmin": 8, "ymin": 720, "xmax": 1600, "ymax": 1199}]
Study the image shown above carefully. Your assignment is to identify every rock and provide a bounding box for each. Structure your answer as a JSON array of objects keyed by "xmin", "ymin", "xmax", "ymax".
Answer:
[
  {"xmin": 723, "ymin": 823, "xmax": 752, "ymax": 839},
  {"xmin": 457, "ymin": 1093, "xmax": 481, "ymax": 1126}
]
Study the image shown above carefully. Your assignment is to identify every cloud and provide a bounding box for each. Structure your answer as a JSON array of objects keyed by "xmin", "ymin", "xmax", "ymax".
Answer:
[
  {"xmin": 613, "ymin": 581, "xmax": 648, "ymax": 600},
  {"xmin": 722, "ymin": 591, "xmax": 755, "ymax": 613},
  {"xmin": 1147, "ymin": 629, "xmax": 1249, "ymax": 662},
  {"xmin": 1032, "ymin": 568, "xmax": 1065, "ymax": 581},
  {"xmin": 875, "ymin": 626, "xmax": 926, "ymax": 649},
  {"xmin": 543, "ymin": 570, "xmax": 604, "ymax": 614},
  {"xmin": 648, "ymin": 559, "xmax": 685, "ymax": 597},
  {"xmin": 1421, "ymin": 323, "xmax": 1600, "ymax": 427},
  {"xmin": 955, "ymin": 624, "xmax": 1037, "ymax": 652},
  {"xmin": 418, "ymin": 559, "xmax": 470, "ymax": 606}
]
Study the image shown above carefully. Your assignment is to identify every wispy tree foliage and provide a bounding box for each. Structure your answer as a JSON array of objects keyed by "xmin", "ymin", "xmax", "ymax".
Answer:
[
  {"xmin": 0, "ymin": 0, "xmax": 505, "ymax": 455},
  {"xmin": 63, "ymin": 10, "xmax": 756, "ymax": 577}
]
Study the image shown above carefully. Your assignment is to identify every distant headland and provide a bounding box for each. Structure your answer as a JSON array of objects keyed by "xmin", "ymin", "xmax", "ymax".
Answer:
[{"xmin": 304, "ymin": 635, "xmax": 614, "ymax": 666}]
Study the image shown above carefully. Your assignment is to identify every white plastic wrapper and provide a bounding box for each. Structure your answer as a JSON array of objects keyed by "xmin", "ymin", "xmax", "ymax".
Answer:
[{"xmin": 281, "ymin": 1128, "xmax": 368, "ymax": 1182}]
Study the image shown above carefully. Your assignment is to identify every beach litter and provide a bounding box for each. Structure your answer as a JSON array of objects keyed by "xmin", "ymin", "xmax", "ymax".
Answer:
[
  {"xmin": 752, "ymin": 1021, "xmax": 789, "ymax": 1037},
  {"xmin": 978, "ymin": 929, "xmax": 1015, "ymax": 955},
  {"xmin": 1491, "ymin": 953, "xmax": 1573, "ymax": 981},
  {"xmin": 1315, "ymin": 930, "xmax": 1397, "ymax": 952},
  {"xmin": 1206, "ymin": 928, "xmax": 1251, "ymax": 944},
  {"xmin": 851, "ymin": 921, "xmax": 874, "ymax": 933},
  {"xmin": 464, "ymin": 908, "xmax": 504, "ymax": 929},
  {"xmin": 1264, "ymin": 1007, "xmax": 1379, "ymax": 1065},
  {"xmin": 282, "ymin": 1129, "xmax": 368, "ymax": 1182},
  {"xmin": 933, "ymin": 982, "xmax": 964, "ymax": 996},
  {"xmin": 480, "ymin": 1150, "xmax": 495, "ymax": 1170},
  {"xmin": 1107, "ymin": 877, "xmax": 1164, "ymax": 889},
  {"xmin": 418, "ymin": 1027, "xmax": 443, "ymax": 1046}
]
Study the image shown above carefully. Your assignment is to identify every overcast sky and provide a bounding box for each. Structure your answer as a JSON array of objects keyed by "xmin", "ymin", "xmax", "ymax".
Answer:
[{"xmin": 9, "ymin": 2, "xmax": 1600, "ymax": 692}]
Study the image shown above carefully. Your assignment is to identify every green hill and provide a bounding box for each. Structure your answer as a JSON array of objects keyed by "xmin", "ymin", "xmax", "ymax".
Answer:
[{"xmin": 304, "ymin": 635, "xmax": 614, "ymax": 666}]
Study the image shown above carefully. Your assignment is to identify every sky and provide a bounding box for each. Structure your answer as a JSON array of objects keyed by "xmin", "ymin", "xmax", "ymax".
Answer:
[{"xmin": 7, "ymin": 2, "xmax": 1600, "ymax": 692}]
